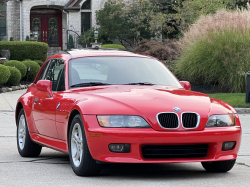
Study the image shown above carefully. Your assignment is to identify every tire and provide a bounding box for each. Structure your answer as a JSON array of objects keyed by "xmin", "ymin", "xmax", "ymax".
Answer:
[
  {"xmin": 17, "ymin": 109, "xmax": 42, "ymax": 157},
  {"xmin": 201, "ymin": 159, "xmax": 236, "ymax": 172},
  {"xmin": 69, "ymin": 114, "xmax": 102, "ymax": 176}
]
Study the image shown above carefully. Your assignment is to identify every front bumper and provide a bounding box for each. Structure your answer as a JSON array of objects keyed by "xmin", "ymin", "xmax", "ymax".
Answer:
[{"xmin": 82, "ymin": 115, "xmax": 242, "ymax": 163}]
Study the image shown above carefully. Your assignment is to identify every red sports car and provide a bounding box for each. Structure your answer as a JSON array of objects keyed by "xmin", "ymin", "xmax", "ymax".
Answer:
[{"xmin": 16, "ymin": 50, "xmax": 241, "ymax": 176}]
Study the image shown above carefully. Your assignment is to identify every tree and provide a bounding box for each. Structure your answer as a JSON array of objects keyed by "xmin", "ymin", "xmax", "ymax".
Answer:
[{"xmin": 96, "ymin": 0, "xmax": 165, "ymax": 48}]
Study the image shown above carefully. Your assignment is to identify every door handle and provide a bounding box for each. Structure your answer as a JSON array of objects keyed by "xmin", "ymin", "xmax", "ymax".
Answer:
[{"xmin": 34, "ymin": 98, "xmax": 38, "ymax": 103}]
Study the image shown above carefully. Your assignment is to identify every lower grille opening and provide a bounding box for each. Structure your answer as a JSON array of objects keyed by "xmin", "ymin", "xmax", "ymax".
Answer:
[{"xmin": 142, "ymin": 144, "xmax": 208, "ymax": 159}]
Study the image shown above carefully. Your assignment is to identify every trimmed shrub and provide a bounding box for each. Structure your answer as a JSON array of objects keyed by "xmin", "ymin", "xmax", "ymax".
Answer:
[
  {"xmin": 0, "ymin": 65, "xmax": 11, "ymax": 85},
  {"xmin": 10, "ymin": 37, "xmax": 14, "ymax": 41},
  {"xmin": 133, "ymin": 39, "xmax": 180, "ymax": 61},
  {"xmin": 22, "ymin": 60, "xmax": 40, "ymax": 81},
  {"xmin": 33, "ymin": 60, "xmax": 44, "ymax": 67},
  {"xmin": 4, "ymin": 60, "xmax": 27, "ymax": 78},
  {"xmin": 0, "ymin": 41, "xmax": 49, "ymax": 61},
  {"xmin": 68, "ymin": 35, "xmax": 74, "ymax": 49},
  {"xmin": 26, "ymin": 35, "xmax": 30, "ymax": 41},
  {"xmin": 177, "ymin": 9, "xmax": 250, "ymax": 93},
  {"xmin": 6, "ymin": 66, "xmax": 21, "ymax": 86},
  {"xmin": 102, "ymin": 44, "xmax": 125, "ymax": 50}
]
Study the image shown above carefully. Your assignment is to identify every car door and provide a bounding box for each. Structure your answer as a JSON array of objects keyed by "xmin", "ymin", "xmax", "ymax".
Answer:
[{"xmin": 32, "ymin": 59, "xmax": 65, "ymax": 139}]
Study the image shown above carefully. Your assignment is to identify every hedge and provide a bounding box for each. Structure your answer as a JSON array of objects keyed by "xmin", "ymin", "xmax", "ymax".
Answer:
[
  {"xmin": 0, "ymin": 41, "xmax": 49, "ymax": 61},
  {"xmin": 0, "ymin": 65, "xmax": 11, "ymax": 85},
  {"xmin": 33, "ymin": 60, "xmax": 44, "ymax": 67},
  {"xmin": 6, "ymin": 66, "xmax": 21, "ymax": 86},
  {"xmin": 4, "ymin": 60, "xmax": 27, "ymax": 78},
  {"xmin": 102, "ymin": 44, "xmax": 125, "ymax": 50},
  {"xmin": 22, "ymin": 60, "xmax": 41, "ymax": 81}
]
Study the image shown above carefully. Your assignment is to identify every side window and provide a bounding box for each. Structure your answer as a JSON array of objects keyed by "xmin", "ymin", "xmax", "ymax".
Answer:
[
  {"xmin": 44, "ymin": 59, "xmax": 65, "ymax": 91},
  {"xmin": 35, "ymin": 60, "xmax": 50, "ymax": 84}
]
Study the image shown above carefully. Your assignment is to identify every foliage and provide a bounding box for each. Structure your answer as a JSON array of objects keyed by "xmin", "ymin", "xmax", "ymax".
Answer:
[
  {"xmin": 0, "ymin": 64, "xmax": 10, "ymax": 85},
  {"xmin": 102, "ymin": 44, "xmax": 125, "ymax": 50},
  {"xmin": 4, "ymin": 60, "xmax": 27, "ymax": 78},
  {"xmin": 177, "ymin": 10, "xmax": 250, "ymax": 93},
  {"xmin": 208, "ymin": 93, "xmax": 250, "ymax": 108},
  {"xmin": 25, "ymin": 35, "xmax": 30, "ymax": 41},
  {"xmin": 0, "ymin": 41, "xmax": 48, "ymax": 61},
  {"xmin": 33, "ymin": 60, "xmax": 44, "ymax": 67},
  {"xmin": 22, "ymin": 60, "xmax": 40, "ymax": 81},
  {"xmin": 6, "ymin": 66, "xmax": 21, "ymax": 85},
  {"xmin": 79, "ymin": 28, "xmax": 109, "ymax": 46},
  {"xmin": 96, "ymin": 0, "xmax": 164, "ymax": 48},
  {"xmin": 9, "ymin": 37, "xmax": 13, "ymax": 41},
  {"xmin": 133, "ymin": 39, "xmax": 180, "ymax": 61},
  {"xmin": 68, "ymin": 34, "xmax": 74, "ymax": 49}
]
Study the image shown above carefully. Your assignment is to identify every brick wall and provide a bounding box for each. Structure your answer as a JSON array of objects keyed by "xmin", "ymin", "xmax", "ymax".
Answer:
[{"xmin": 6, "ymin": 0, "xmax": 106, "ymax": 50}]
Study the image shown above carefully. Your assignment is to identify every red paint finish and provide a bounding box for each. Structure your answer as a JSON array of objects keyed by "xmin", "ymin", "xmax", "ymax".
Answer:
[{"xmin": 16, "ymin": 51, "xmax": 242, "ymax": 164}]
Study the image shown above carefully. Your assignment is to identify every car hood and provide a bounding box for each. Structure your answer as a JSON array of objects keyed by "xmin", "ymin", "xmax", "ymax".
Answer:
[{"xmin": 68, "ymin": 85, "xmax": 236, "ymax": 131}]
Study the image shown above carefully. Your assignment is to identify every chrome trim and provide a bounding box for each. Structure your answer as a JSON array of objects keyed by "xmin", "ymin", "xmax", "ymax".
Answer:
[
  {"xmin": 181, "ymin": 112, "xmax": 200, "ymax": 129},
  {"xmin": 156, "ymin": 112, "xmax": 180, "ymax": 130}
]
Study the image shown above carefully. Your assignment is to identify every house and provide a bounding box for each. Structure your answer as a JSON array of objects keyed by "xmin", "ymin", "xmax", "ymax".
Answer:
[{"xmin": 0, "ymin": 0, "xmax": 107, "ymax": 50}]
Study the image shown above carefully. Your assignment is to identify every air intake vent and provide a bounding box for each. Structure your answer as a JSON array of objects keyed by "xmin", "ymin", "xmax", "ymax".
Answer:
[
  {"xmin": 142, "ymin": 144, "xmax": 208, "ymax": 159},
  {"xmin": 157, "ymin": 113, "xmax": 179, "ymax": 129},
  {"xmin": 182, "ymin": 113, "xmax": 199, "ymax": 129}
]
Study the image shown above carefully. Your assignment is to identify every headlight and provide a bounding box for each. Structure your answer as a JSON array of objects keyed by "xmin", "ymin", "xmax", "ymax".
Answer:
[
  {"xmin": 205, "ymin": 114, "xmax": 235, "ymax": 127},
  {"xmin": 97, "ymin": 115, "xmax": 151, "ymax": 128}
]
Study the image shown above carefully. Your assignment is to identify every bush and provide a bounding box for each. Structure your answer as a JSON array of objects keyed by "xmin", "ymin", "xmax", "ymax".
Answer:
[
  {"xmin": 0, "ymin": 65, "xmax": 11, "ymax": 85},
  {"xmin": 10, "ymin": 37, "xmax": 14, "ymax": 41},
  {"xmin": 68, "ymin": 35, "xmax": 74, "ymax": 49},
  {"xmin": 0, "ymin": 41, "xmax": 49, "ymax": 61},
  {"xmin": 102, "ymin": 44, "xmax": 126, "ymax": 50},
  {"xmin": 33, "ymin": 60, "xmax": 44, "ymax": 67},
  {"xmin": 6, "ymin": 66, "xmax": 21, "ymax": 86},
  {"xmin": 4, "ymin": 60, "xmax": 27, "ymax": 78},
  {"xmin": 177, "ymin": 10, "xmax": 250, "ymax": 93},
  {"xmin": 22, "ymin": 60, "xmax": 40, "ymax": 81},
  {"xmin": 133, "ymin": 39, "xmax": 180, "ymax": 61},
  {"xmin": 26, "ymin": 35, "xmax": 30, "ymax": 41}
]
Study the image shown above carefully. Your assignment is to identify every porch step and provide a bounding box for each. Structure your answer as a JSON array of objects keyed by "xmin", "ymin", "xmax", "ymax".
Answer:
[{"xmin": 47, "ymin": 47, "xmax": 62, "ymax": 57}]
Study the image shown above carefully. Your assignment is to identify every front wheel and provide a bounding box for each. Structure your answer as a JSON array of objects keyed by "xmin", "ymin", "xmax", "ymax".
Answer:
[
  {"xmin": 69, "ymin": 114, "xmax": 102, "ymax": 176},
  {"xmin": 201, "ymin": 159, "xmax": 236, "ymax": 172},
  {"xmin": 17, "ymin": 109, "xmax": 42, "ymax": 157}
]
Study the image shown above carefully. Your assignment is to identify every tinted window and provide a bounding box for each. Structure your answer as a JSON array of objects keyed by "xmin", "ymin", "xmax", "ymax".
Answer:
[
  {"xmin": 69, "ymin": 57, "xmax": 181, "ymax": 88},
  {"xmin": 35, "ymin": 60, "xmax": 50, "ymax": 84},
  {"xmin": 44, "ymin": 59, "xmax": 65, "ymax": 91}
]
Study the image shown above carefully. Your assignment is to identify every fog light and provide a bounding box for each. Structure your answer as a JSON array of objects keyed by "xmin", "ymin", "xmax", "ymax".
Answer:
[
  {"xmin": 222, "ymin": 141, "xmax": 236, "ymax": 151},
  {"xmin": 109, "ymin": 144, "xmax": 130, "ymax": 153}
]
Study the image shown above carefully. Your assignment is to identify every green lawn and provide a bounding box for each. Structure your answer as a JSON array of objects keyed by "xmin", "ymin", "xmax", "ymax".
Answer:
[{"xmin": 208, "ymin": 93, "xmax": 250, "ymax": 108}]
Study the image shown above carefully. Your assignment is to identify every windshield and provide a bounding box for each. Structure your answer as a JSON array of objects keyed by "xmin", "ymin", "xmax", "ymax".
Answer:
[{"xmin": 69, "ymin": 56, "xmax": 182, "ymax": 88}]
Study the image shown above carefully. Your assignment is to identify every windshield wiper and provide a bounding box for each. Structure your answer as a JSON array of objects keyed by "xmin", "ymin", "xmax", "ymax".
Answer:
[
  {"xmin": 124, "ymin": 82, "xmax": 155, "ymax": 85},
  {"xmin": 70, "ymin": 82, "xmax": 111, "ymax": 88}
]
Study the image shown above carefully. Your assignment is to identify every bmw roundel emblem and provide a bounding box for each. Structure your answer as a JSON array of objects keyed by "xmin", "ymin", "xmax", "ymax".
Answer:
[{"xmin": 173, "ymin": 107, "xmax": 181, "ymax": 112}]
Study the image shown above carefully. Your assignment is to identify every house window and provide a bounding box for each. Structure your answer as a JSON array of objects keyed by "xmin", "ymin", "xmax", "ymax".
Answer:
[
  {"xmin": 82, "ymin": 0, "xmax": 91, "ymax": 10},
  {"xmin": 81, "ymin": 12, "xmax": 91, "ymax": 33},
  {"xmin": 0, "ymin": 4, "xmax": 7, "ymax": 41}
]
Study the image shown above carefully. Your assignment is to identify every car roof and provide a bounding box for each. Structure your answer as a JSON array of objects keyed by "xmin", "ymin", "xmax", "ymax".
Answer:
[{"xmin": 48, "ymin": 49, "xmax": 156, "ymax": 62}]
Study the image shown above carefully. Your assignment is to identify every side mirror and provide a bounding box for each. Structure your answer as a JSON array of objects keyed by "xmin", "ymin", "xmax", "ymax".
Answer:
[
  {"xmin": 180, "ymin": 81, "xmax": 191, "ymax": 91},
  {"xmin": 36, "ymin": 80, "xmax": 53, "ymax": 97}
]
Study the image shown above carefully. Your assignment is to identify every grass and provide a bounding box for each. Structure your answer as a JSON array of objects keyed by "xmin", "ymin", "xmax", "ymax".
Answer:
[{"xmin": 208, "ymin": 93, "xmax": 250, "ymax": 108}]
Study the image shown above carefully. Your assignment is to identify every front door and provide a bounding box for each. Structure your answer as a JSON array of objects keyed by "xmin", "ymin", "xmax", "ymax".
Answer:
[{"xmin": 30, "ymin": 9, "xmax": 62, "ymax": 48}]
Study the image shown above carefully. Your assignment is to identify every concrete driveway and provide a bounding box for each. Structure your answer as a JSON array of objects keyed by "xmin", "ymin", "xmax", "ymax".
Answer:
[{"xmin": 0, "ymin": 90, "xmax": 249, "ymax": 187}]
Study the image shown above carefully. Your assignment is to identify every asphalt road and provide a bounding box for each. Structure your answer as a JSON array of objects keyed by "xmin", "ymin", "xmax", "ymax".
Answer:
[{"xmin": 0, "ymin": 112, "xmax": 249, "ymax": 187}]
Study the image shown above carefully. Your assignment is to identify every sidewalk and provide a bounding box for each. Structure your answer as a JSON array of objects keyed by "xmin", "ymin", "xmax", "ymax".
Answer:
[{"xmin": 0, "ymin": 89, "xmax": 27, "ymax": 111}]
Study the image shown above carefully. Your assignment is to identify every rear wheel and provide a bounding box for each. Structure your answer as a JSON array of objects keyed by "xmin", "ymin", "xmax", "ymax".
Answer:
[
  {"xmin": 17, "ymin": 109, "xmax": 42, "ymax": 157},
  {"xmin": 201, "ymin": 159, "xmax": 236, "ymax": 172},
  {"xmin": 69, "ymin": 114, "xmax": 102, "ymax": 176}
]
